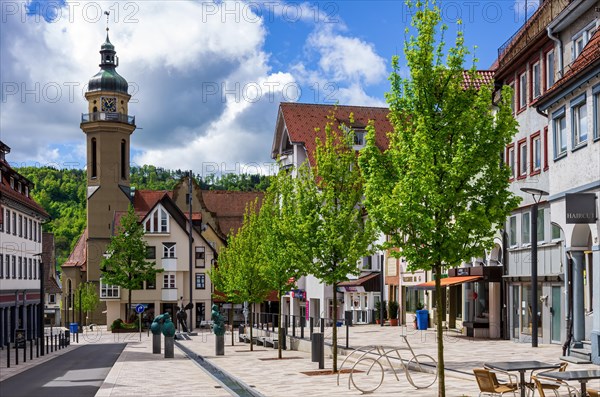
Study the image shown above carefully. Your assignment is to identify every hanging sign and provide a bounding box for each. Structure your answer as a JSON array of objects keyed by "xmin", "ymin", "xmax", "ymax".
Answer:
[{"xmin": 565, "ymin": 193, "xmax": 597, "ymax": 224}]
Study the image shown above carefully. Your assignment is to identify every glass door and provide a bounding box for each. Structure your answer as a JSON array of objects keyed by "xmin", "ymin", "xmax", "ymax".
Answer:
[
  {"xmin": 551, "ymin": 286, "xmax": 561, "ymax": 343},
  {"xmin": 512, "ymin": 285, "xmax": 520, "ymax": 339}
]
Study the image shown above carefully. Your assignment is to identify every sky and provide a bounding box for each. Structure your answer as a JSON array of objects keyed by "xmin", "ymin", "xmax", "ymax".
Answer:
[{"xmin": 1, "ymin": 0, "xmax": 540, "ymax": 177}]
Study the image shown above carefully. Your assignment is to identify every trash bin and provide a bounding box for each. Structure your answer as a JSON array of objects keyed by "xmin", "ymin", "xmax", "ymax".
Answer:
[
  {"xmin": 344, "ymin": 311, "xmax": 353, "ymax": 327},
  {"xmin": 416, "ymin": 310, "xmax": 429, "ymax": 330},
  {"xmin": 69, "ymin": 322, "xmax": 79, "ymax": 334}
]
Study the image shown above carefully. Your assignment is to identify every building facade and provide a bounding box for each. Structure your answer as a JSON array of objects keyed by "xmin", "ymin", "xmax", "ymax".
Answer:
[
  {"xmin": 271, "ymin": 103, "xmax": 391, "ymax": 324},
  {"xmin": 534, "ymin": 0, "xmax": 599, "ymax": 363},
  {"xmin": 0, "ymin": 141, "xmax": 50, "ymax": 346}
]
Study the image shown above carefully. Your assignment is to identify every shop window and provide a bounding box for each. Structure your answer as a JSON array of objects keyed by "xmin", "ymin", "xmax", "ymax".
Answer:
[{"xmin": 520, "ymin": 284, "xmax": 543, "ymax": 336}]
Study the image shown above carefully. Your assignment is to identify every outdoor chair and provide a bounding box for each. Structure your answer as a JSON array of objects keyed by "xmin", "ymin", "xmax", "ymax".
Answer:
[
  {"xmin": 526, "ymin": 362, "xmax": 569, "ymax": 396},
  {"xmin": 588, "ymin": 388, "xmax": 598, "ymax": 397},
  {"xmin": 531, "ymin": 375, "xmax": 580, "ymax": 397},
  {"xmin": 474, "ymin": 368, "xmax": 519, "ymax": 396}
]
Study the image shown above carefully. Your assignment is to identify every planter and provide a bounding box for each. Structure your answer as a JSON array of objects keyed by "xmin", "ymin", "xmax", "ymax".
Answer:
[
  {"xmin": 390, "ymin": 319, "xmax": 399, "ymax": 326},
  {"xmin": 375, "ymin": 319, "xmax": 381, "ymax": 325},
  {"xmin": 111, "ymin": 328, "xmax": 138, "ymax": 333}
]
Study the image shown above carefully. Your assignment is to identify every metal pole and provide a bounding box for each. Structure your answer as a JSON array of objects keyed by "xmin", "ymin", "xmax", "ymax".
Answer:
[
  {"xmin": 380, "ymin": 254, "xmax": 385, "ymax": 327},
  {"xmin": 188, "ymin": 170, "xmax": 193, "ymax": 331},
  {"xmin": 531, "ymin": 202, "xmax": 538, "ymax": 348}
]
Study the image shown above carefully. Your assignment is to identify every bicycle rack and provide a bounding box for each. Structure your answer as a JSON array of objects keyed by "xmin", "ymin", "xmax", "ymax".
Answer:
[{"xmin": 336, "ymin": 336, "xmax": 437, "ymax": 394}]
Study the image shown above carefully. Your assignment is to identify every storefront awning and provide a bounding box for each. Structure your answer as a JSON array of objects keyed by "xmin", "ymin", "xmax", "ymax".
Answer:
[
  {"xmin": 414, "ymin": 275, "xmax": 482, "ymax": 290},
  {"xmin": 338, "ymin": 272, "xmax": 381, "ymax": 292}
]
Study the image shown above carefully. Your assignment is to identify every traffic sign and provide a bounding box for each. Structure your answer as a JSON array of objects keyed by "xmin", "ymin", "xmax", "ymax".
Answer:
[{"xmin": 135, "ymin": 304, "xmax": 145, "ymax": 314}]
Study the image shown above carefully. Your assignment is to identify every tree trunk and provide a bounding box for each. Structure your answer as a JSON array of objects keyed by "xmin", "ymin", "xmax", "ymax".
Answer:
[
  {"xmin": 332, "ymin": 282, "xmax": 338, "ymax": 372},
  {"xmin": 434, "ymin": 262, "xmax": 446, "ymax": 397},
  {"xmin": 249, "ymin": 304, "xmax": 254, "ymax": 352},
  {"xmin": 278, "ymin": 291, "xmax": 282, "ymax": 359},
  {"xmin": 127, "ymin": 288, "xmax": 132, "ymax": 322}
]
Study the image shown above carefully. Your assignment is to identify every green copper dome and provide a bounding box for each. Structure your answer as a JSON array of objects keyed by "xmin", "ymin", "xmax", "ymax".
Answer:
[{"xmin": 87, "ymin": 32, "xmax": 128, "ymax": 94}]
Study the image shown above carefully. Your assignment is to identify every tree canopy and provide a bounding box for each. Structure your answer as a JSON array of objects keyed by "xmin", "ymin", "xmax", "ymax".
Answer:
[
  {"xmin": 100, "ymin": 204, "xmax": 163, "ymax": 320},
  {"xmin": 307, "ymin": 110, "xmax": 377, "ymax": 372},
  {"xmin": 359, "ymin": 1, "xmax": 519, "ymax": 395}
]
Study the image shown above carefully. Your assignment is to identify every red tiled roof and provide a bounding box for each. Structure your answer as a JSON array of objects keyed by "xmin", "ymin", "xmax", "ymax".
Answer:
[
  {"xmin": 0, "ymin": 160, "xmax": 50, "ymax": 218},
  {"xmin": 62, "ymin": 228, "xmax": 87, "ymax": 271},
  {"xmin": 534, "ymin": 29, "xmax": 600, "ymax": 107},
  {"xmin": 277, "ymin": 102, "xmax": 392, "ymax": 168},
  {"xmin": 201, "ymin": 190, "xmax": 264, "ymax": 235},
  {"xmin": 462, "ymin": 70, "xmax": 495, "ymax": 90},
  {"xmin": 132, "ymin": 190, "xmax": 172, "ymax": 212}
]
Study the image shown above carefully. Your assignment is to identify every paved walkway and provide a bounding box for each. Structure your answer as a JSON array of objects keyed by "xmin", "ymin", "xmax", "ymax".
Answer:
[{"xmin": 2, "ymin": 325, "xmax": 598, "ymax": 396}]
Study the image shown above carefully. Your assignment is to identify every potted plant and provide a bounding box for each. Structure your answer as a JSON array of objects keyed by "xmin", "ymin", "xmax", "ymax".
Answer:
[
  {"xmin": 374, "ymin": 300, "xmax": 387, "ymax": 324},
  {"xmin": 388, "ymin": 300, "xmax": 399, "ymax": 326}
]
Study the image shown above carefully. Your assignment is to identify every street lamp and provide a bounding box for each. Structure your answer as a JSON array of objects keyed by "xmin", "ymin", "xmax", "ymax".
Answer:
[{"xmin": 520, "ymin": 187, "xmax": 548, "ymax": 347}]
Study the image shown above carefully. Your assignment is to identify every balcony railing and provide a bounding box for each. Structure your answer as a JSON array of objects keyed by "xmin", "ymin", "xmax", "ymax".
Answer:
[
  {"xmin": 497, "ymin": 0, "xmax": 569, "ymax": 69},
  {"xmin": 81, "ymin": 112, "xmax": 135, "ymax": 125}
]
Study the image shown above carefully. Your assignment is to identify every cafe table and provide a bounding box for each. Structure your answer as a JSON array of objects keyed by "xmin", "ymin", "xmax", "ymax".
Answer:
[
  {"xmin": 538, "ymin": 369, "xmax": 600, "ymax": 396},
  {"xmin": 484, "ymin": 361, "xmax": 562, "ymax": 397}
]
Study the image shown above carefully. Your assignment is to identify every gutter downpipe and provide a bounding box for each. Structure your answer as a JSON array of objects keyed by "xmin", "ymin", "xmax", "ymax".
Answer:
[{"xmin": 547, "ymin": 25, "xmax": 563, "ymax": 80}]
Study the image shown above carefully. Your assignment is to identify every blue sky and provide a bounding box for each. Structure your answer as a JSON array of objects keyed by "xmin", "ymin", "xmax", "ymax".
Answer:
[{"xmin": 1, "ymin": 0, "xmax": 538, "ymax": 175}]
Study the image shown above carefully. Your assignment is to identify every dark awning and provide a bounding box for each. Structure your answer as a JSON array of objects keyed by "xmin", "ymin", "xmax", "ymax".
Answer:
[
  {"xmin": 338, "ymin": 273, "xmax": 381, "ymax": 292},
  {"xmin": 414, "ymin": 275, "xmax": 482, "ymax": 290}
]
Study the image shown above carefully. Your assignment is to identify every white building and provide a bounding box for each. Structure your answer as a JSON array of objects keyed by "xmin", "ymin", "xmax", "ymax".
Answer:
[{"xmin": 0, "ymin": 140, "xmax": 50, "ymax": 346}]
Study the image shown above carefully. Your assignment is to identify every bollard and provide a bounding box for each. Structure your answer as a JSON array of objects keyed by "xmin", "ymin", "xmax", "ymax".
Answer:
[
  {"xmin": 46, "ymin": 335, "xmax": 49, "ymax": 354},
  {"xmin": 30, "ymin": 339, "xmax": 33, "ymax": 360},
  {"xmin": 301, "ymin": 317, "xmax": 304, "ymax": 339},
  {"xmin": 215, "ymin": 334, "xmax": 224, "ymax": 356},
  {"xmin": 152, "ymin": 333, "xmax": 161, "ymax": 354},
  {"xmin": 312, "ymin": 333, "xmax": 324, "ymax": 369},
  {"xmin": 283, "ymin": 315, "xmax": 288, "ymax": 351},
  {"xmin": 292, "ymin": 315, "xmax": 296, "ymax": 338},
  {"xmin": 36, "ymin": 337, "xmax": 39, "ymax": 358},
  {"xmin": 7, "ymin": 342, "xmax": 10, "ymax": 368},
  {"xmin": 310, "ymin": 317, "xmax": 314, "ymax": 340},
  {"xmin": 164, "ymin": 336, "xmax": 174, "ymax": 358},
  {"xmin": 76, "ymin": 331, "xmax": 79, "ymax": 343},
  {"xmin": 346, "ymin": 324, "xmax": 349, "ymax": 349},
  {"xmin": 54, "ymin": 334, "xmax": 58, "ymax": 351},
  {"xmin": 15, "ymin": 339, "xmax": 18, "ymax": 365},
  {"xmin": 320, "ymin": 320, "xmax": 324, "ymax": 333},
  {"xmin": 23, "ymin": 338, "xmax": 26, "ymax": 363}
]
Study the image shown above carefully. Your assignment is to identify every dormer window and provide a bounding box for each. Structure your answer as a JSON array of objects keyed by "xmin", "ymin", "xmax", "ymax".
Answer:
[
  {"xmin": 17, "ymin": 182, "xmax": 22, "ymax": 193},
  {"xmin": 572, "ymin": 23, "xmax": 596, "ymax": 60},
  {"xmin": 25, "ymin": 186, "xmax": 29, "ymax": 197},
  {"xmin": 10, "ymin": 177, "xmax": 14, "ymax": 189},
  {"xmin": 353, "ymin": 130, "xmax": 366, "ymax": 147}
]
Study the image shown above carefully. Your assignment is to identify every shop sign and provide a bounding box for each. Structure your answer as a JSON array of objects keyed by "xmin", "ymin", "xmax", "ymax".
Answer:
[
  {"xmin": 456, "ymin": 268, "xmax": 469, "ymax": 276},
  {"xmin": 565, "ymin": 193, "xmax": 597, "ymax": 224}
]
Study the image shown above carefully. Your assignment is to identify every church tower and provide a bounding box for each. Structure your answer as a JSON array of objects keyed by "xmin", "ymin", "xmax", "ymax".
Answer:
[{"xmin": 80, "ymin": 28, "xmax": 135, "ymax": 283}]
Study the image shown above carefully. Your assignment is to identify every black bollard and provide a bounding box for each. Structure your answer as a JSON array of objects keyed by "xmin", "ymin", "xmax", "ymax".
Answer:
[
  {"xmin": 23, "ymin": 338, "xmax": 26, "ymax": 363},
  {"xmin": 346, "ymin": 324, "xmax": 349, "ymax": 349},
  {"xmin": 76, "ymin": 331, "xmax": 79, "ymax": 343},
  {"xmin": 301, "ymin": 317, "xmax": 305, "ymax": 339},
  {"xmin": 7, "ymin": 342, "xmax": 10, "ymax": 368},
  {"xmin": 36, "ymin": 337, "xmax": 39, "ymax": 358},
  {"xmin": 46, "ymin": 335, "xmax": 49, "ymax": 354},
  {"xmin": 310, "ymin": 317, "xmax": 314, "ymax": 340},
  {"xmin": 292, "ymin": 315, "xmax": 296, "ymax": 338},
  {"xmin": 15, "ymin": 339, "xmax": 18, "ymax": 365},
  {"xmin": 320, "ymin": 319, "xmax": 324, "ymax": 333},
  {"xmin": 30, "ymin": 339, "xmax": 33, "ymax": 360},
  {"xmin": 54, "ymin": 334, "xmax": 58, "ymax": 351}
]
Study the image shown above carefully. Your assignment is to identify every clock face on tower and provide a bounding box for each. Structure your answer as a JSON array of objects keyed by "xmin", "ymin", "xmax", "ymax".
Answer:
[{"xmin": 101, "ymin": 97, "xmax": 117, "ymax": 112}]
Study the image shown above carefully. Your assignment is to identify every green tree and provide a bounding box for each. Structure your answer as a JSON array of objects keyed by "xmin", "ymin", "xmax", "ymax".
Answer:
[
  {"xmin": 260, "ymin": 167, "xmax": 316, "ymax": 359},
  {"xmin": 100, "ymin": 205, "xmax": 163, "ymax": 320},
  {"xmin": 307, "ymin": 111, "xmax": 377, "ymax": 372},
  {"xmin": 209, "ymin": 200, "xmax": 271, "ymax": 351},
  {"xmin": 359, "ymin": 2, "xmax": 519, "ymax": 394},
  {"xmin": 73, "ymin": 282, "xmax": 100, "ymax": 326}
]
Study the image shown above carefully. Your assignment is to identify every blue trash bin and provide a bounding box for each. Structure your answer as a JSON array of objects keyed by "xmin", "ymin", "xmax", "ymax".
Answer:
[
  {"xmin": 69, "ymin": 322, "xmax": 79, "ymax": 334},
  {"xmin": 416, "ymin": 310, "xmax": 429, "ymax": 330}
]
